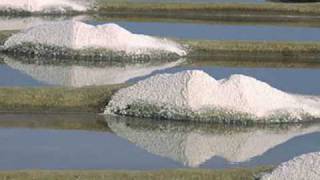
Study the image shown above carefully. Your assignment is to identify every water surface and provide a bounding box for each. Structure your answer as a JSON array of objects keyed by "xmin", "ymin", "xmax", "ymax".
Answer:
[
  {"xmin": 2, "ymin": 13, "xmax": 320, "ymax": 42},
  {"xmin": 0, "ymin": 55, "xmax": 184, "ymax": 87},
  {"xmin": 1, "ymin": 56, "xmax": 320, "ymax": 95},
  {"xmin": 1, "ymin": 6, "xmax": 320, "ymax": 172},
  {"xmin": 91, "ymin": 21, "xmax": 320, "ymax": 41},
  {"xmin": 0, "ymin": 114, "xmax": 319, "ymax": 170}
]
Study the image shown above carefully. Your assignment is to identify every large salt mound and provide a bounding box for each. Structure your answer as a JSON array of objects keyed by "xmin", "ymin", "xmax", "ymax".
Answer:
[
  {"xmin": 261, "ymin": 152, "xmax": 320, "ymax": 180},
  {"xmin": 0, "ymin": 0, "xmax": 88, "ymax": 13},
  {"xmin": 4, "ymin": 56, "xmax": 184, "ymax": 87},
  {"xmin": 105, "ymin": 70, "xmax": 320, "ymax": 123},
  {"xmin": 3, "ymin": 20, "xmax": 186, "ymax": 58},
  {"xmin": 106, "ymin": 116, "xmax": 320, "ymax": 167}
]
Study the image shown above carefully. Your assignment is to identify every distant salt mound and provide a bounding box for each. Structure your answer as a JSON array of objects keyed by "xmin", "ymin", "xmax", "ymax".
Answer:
[
  {"xmin": 0, "ymin": 0, "xmax": 88, "ymax": 13},
  {"xmin": 105, "ymin": 70, "xmax": 320, "ymax": 123},
  {"xmin": 3, "ymin": 20, "xmax": 186, "ymax": 59},
  {"xmin": 261, "ymin": 152, "xmax": 320, "ymax": 180}
]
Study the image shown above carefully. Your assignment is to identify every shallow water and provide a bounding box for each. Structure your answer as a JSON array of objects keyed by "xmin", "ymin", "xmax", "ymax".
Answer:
[
  {"xmin": 90, "ymin": 21, "xmax": 320, "ymax": 41},
  {"xmin": 0, "ymin": 113, "xmax": 319, "ymax": 170},
  {"xmin": 3, "ymin": 16, "xmax": 320, "ymax": 41},
  {"xmin": 0, "ymin": 55, "xmax": 184, "ymax": 87},
  {"xmin": 1, "ymin": 55, "xmax": 320, "ymax": 96},
  {"xmin": 0, "ymin": 63, "xmax": 46, "ymax": 87},
  {"xmin": 0, "ymin": 12, "xmax": 320, "ymax": 172}
]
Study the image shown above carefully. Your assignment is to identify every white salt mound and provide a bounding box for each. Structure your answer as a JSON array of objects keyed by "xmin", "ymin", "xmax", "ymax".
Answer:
[
  {"xmin": 261, "ymin": 152, "xmax": 320, "ymax": 180},
  {"xmin": 0, "ymin": 0, "xmax": 88, "ymax": 12},
  {"xmin": 0, "ymin": 16, "xmax": 86, "ymax": 31},
  {"xmin": 4, "ymin": 20, "xmax": 186, "ymax": 56},
  {"xmin": 105, "ymin": 70, "xmax": 320, "ymax": 122}
]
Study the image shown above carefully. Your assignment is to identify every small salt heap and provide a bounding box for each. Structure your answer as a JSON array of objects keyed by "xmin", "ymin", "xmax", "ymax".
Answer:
[
  {"xmin": 105, "ymin": 70, "xmax": 320, "ymax": 123},
  {"xmin": 4, "ymin": 20, "xmax": 186, "ymax": 58},
  {"xmin": 261, "ymin": 152, "xmax": 320, "ymax": 180},
  {"xmin": 0, "ymin": 0, "xmax": 88, "ymax": 13}
]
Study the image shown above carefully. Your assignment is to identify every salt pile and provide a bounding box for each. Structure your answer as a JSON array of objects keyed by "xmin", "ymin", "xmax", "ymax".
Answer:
[
  {"xmin": 4, "ymin": 56, "xmax": 184, "ymax": 87},
  {"xmin": 3, "ymin": 20, "xmax": 186, "ymax": 58},
  {"xmin": 0, "ymin": 0, "xmax": 88, "ymax": 13},
  {"xmin": 261, "ymin": 152, "xmax": 320, "ymax": 180},
  {"xmin": 105, "ymin": 70, "xmax": 320, "ymax": 123},
  {"xmin": 0, "ymin": 16, "xmax": 86, "ymax": 31},
  {"xmin": 106, "ymin": 116, "xmax": 320, "ymax": 167}
]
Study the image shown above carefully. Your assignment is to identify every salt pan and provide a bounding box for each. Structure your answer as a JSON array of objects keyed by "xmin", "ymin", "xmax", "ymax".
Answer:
[
  {"xmin": 261, "ymin": 152, "xmax": 320, "ymax": 180},
  {"xmin": 0, "ymin": 0, "xmax": 88, "ymax": 13},
  {"xmin": 4, "ymin": 20, "xmax": 186, "ymax": 57},
  {"xmin": 105, "ymin": 70, "xmax": 320, "ymax": 123}
]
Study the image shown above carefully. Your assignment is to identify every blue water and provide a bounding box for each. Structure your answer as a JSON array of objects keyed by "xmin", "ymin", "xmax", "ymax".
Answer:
[
  {"xmin": 1, "ymin": 13, "xmax": 320, "ymax": 171},
  {"xmin": 91, "ymin": 21, "xmax": 320, "ymax": 41},
  {"xmin": 0, "ymin": 114, "xmax": 319, "ymax": 170},
  {"xmin": 2, "ymin": 59, "xmax": 320, "ymax": 95},
  {"xmin": 0, "ymin": 64, "xmax": 45, "ymax": 87},
  {"xmin": 0, "ymin": 128, "xmax": 181, "ymax": 170}
]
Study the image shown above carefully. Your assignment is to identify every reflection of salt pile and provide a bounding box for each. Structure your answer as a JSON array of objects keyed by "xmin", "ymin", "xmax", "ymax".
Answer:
[
  {"xmin": 262, "ymin": 152, "xmax": 320, "ymax": 180},
  {"xmin": 4, "ymin": 57, "xmax": 184, "ymax": 87},
  {"xmin": 4, "ymin": 20, "xmax": 186, "ymax": 57},
  {"xmin": 0, "ymin": 0, "xmax": 88, "ymax": 13},
  {"xmin": 106, "ymin": 116, "xmax": 320, "ymax": 167},
  {"xmin": 106, "ymin": 70, "xmax": 320, "ymax": 122}
]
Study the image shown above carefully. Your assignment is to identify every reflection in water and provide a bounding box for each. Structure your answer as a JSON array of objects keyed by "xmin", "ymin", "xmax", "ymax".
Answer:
[
  {"xmin": 106, "ymin": 115, "xmax": 320, "ymax": 167},
  {"xmin": 3, "ymin": 56, "xmax": 184, "ymax": 87},
  {"xmin": 0, "ymin": 113, "xmax": 319, "ymax": 170}
]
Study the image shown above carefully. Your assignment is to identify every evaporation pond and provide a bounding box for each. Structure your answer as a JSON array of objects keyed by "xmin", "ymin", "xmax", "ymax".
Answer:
[{"xmin": 0, "ymin": 113, "xmax": 319, "ymax": 170}]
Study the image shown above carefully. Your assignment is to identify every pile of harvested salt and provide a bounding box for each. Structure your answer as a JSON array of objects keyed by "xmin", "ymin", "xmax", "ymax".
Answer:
[
  {"xmin": 4, "ymin": 20, "xmax": 186, "ymax": 58},
  {"xmin": 261, "ymin": 152, "xmax": 320, "ymax": 180},
  {"xmin": 105, "ymin": 70, "xmax": 320, "ymax": 123},
  {"xmin": 0, "ymin": 0, "xmax": 88, "ymax": 13},
  {"xmin": 0, "ymin": 16, "xmax": 86, "ymax": 31}
]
